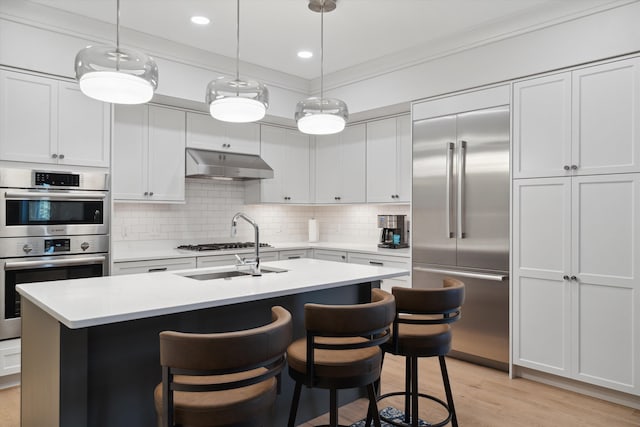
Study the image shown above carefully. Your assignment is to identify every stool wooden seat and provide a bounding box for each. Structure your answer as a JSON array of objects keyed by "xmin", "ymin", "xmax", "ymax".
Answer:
[
  {"xmin": 376, "ymin": 279, "xmax": 465, "ymax": 427},
  {"xmin": 154, "ymin": 306, "xmax": 292, "ymax": 427},
  {"xmin": 287, "ymin": 288, "xmax": 396, "ymax": 427}
]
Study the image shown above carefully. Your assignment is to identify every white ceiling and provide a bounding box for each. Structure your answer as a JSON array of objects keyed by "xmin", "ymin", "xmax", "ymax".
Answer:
[{"xmin": 26, "ymin": 0, "xmax": 627, "ymax": 80}]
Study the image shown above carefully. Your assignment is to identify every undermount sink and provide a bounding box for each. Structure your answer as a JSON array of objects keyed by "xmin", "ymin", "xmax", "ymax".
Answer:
[{"xmin": 183, "ymin": 266, "xmax": 288, "ymax": 281}]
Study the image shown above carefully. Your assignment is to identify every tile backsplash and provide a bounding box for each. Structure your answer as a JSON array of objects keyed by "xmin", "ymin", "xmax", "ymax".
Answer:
[{"xmin": 112, "ymin": 179, "xmax": 409, "ymax": 244}]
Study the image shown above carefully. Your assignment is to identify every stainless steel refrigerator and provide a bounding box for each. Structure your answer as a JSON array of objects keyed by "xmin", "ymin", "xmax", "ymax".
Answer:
[{"xmin": 412, "ymin": 105, "xmax": 510, "ymax": 370}]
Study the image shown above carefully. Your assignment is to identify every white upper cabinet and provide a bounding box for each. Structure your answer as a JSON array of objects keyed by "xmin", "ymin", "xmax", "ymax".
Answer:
[
  {"xmin": 0, "ymin": 69, "xmax": 110, "ymax": 167},
  {"xmin": 186, "ymin": 112, "xmax": 260, "ymax": 155},
  {"xmin": 366, "ymin": 114, "xmax": 411, "ymax": 203},
  {"xmin": 113, "ymin": 105, "xmax": 185, "ymax": 203},
  {"xmin": 572, "ymin": 59, "xmax": 640, "ymax": 176},
  {"xmin": 315, "ymin": 124, "xmax": 366, "ymax": 203},
  {"xmin": 513, "ymin": 57, "xmax": 640, "ymax": 178},
  {"xmin": 245, "ymin": 125, "xmax": 310, "ymax": 204},
  {"xmin": 513, "ymin": 73, "xmax": 572, "ymax": 178}
]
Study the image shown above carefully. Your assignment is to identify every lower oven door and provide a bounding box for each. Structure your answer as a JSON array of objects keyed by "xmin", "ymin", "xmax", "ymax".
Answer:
[{"xmin": 1, "ymin": 254, "xmax": 107, "ymax": 340}]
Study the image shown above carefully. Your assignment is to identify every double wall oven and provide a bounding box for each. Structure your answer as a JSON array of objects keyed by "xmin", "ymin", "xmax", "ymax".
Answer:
[{"xmin": 0, "ymin": 168, "xmax": 109, "ymax": 340}]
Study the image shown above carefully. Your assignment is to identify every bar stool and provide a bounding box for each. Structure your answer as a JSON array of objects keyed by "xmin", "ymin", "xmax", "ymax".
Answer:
[
  {"xmin": 154, "ymin": 306, "xmax": 292, "ymax": 427},
  {"xmin": 286, "ymin": 288, "xmax": 396, "ymax": 427},
  {"xmin": 376, "ymin": 279, "xmax": 465, "ymax": 427}
]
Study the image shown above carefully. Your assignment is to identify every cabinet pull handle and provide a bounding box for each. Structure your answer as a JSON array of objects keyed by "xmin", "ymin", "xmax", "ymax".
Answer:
[
  {"xmin": 59, "ymin": 154, "xmax": 65, "ymax": 159},
  {"xmin": 148, "ymin": 267, "xmax": 168, "ymax": 272},
  {"xmin": 369, "ymin": 261, "xmax": 384, "ymax": 266},
  {"xmin": 144, "ymin": 192, "xmax": 149, "ymax": 196},
  {"xmin": 51, "ymin": 153, "xmax": 58, "ymax": 159},
  {"xmin": 341, "ymin": 255, "xmax": 346, "ymax": 260},
  {"xmin": 288, "ymin": 256, "xmax": 301, "ymax": 259},
  {"xmin": 570, "ymin": 275, "xmax": 578, "ymax": 281},
  {"xmin": 563, "ymin": 275, "xmax": 570, "ymax": 280},
  {"xmin": 149, "ymin": 191, "xmax": 154, "ymax": 196},
  {"xmin": 563, "ymin": 165, "xmax": 571, "ymax": 171},
  {"xmin": 458, "ymin": 140, "xmax": 467, "ymax": 239},
  {"xmin": 446, "ymin": 142, "xmax": 455, "ymax": 238},
  {"xmin": 571, "ymin": 165, "xmax": 578, "ymax": 170}
]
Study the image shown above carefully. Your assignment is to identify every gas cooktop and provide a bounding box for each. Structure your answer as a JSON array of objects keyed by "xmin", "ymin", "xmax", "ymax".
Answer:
[{"xmin": 177, "ymin": 242, "xmax": 272, "ymax": 251}]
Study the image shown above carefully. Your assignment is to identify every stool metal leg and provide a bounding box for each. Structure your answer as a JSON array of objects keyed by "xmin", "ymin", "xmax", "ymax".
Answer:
[
  {"xmin": 404, "ymin": 356, "xmax": 411, "ymax": 423},
  {"xmin": 367, "ymin": 383, "xmax": 382, "ymax": 427},
  {"xmin": 288, "ymin": 381, "xmax": 302, "ymax": 427},
  {"xmin": 439, "ymin": 356, "xmax": 458, "ymax": 427},
  {"xmin": 330, "ymin": 388, "xmax": 338, "ymax": 427},
  {"xmin": 411, "ymin": 356, "xmax": 419, "ymax": 427}
]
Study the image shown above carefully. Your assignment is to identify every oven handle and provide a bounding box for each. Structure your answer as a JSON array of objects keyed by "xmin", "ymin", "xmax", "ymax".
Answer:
[
  {"xmin": 4, "ymin": 191, "xmax": 106, "ymax": 200},
  {"xmin": 4, "ymin": 255, "xmax": 107, "ymax": 270}
]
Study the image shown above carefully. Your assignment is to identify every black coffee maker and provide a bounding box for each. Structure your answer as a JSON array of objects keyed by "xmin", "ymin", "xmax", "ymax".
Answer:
[{"xmin": 377, "ymin": 215, "xmax": 409, "ymax": 248}]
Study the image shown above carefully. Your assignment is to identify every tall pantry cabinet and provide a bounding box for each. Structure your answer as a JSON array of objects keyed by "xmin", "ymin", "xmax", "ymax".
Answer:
[{"xmin": 512, "ymin": 56, "xmax": 640, "ymax": 396}]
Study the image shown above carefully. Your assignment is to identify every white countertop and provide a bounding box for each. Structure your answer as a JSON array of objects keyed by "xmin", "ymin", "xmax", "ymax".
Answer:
[
  {"xmin": 112, "ymin": 240, "xmax": 410, "ymax": 262},
  {"xmin": 17, "ymin": 259, "xmax": 409, "ymax": 330}
]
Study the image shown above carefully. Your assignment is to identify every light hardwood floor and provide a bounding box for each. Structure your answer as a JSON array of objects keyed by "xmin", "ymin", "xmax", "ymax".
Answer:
[{"xmin": 1, "ymin": 355, "xmax": 638, "ymax": 426}]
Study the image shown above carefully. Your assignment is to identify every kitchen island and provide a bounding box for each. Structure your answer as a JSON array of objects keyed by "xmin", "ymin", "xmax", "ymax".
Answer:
[{"xmin": 17, "ymin": 258, "xmax": 409, "ymax": 427}]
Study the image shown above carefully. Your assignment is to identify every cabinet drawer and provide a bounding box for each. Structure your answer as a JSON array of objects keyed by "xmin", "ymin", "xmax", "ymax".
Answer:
[
  {"xmin": 347, "ymin": 252, "xmax": 410, "ymax": 270},
  {"xmin": 112, "ymin": 257, "xmax": 196, "ymax": 275},
  {"xmin": 313, "ymin": 249, "xmax": 347, "ymax": 262},
  {"xmin": 197, "ymin": 251, "xmax": 278, "ymax": 268},
  {"xmin": 0, "ymin": 339, "xmax": 20, "ymax": 377},
  {"xmin": 279, "ymin": 249, "xmax": 310, "ymax": 260}
]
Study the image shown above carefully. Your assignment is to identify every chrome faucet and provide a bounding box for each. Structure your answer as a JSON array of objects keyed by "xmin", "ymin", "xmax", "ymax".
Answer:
[{"xmin": 230, "ymin": 212, "xmax": 261, "ymax": 276}]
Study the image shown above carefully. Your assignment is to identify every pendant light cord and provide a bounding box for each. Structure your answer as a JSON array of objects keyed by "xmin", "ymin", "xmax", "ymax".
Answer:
[
  {"xmin": 236, "ymin": 0, "xmax": 240, "ymax": 82},
  {"xmin": 116, "ymin": 0, "xmax": 121, "ymax": 70},
  {"xmin": 320, "ymin": 2, "xmax": 324, "ymax": 110}
]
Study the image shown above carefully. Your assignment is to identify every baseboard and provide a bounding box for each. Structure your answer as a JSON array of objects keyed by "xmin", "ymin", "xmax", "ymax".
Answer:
[
  {"xmin": 0, "ymin": 373, "xmax": 20, "ymax": 390},
  {"xmin": 513, "ymin": 366, "xmax": 640, "ymax": 410},
  {"xmin": 448, "ymin": 350, "xmax": 509, "ymax": 372}
]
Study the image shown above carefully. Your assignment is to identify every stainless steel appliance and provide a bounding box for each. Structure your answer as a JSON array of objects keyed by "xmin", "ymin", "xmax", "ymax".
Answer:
[
  {"xmin": 0, "ymin": 168, "xmax": 110, "ymax": 341},
  {"xmin": 412, "ymin": 105, "xmax": 510, "ymax": 370},
  {"xmin": 377, "ymin": 215, "xmax": 409, "ymax": 249}
]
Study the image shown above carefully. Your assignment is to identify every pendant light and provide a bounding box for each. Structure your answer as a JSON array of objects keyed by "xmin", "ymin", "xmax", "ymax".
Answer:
[
  {"xmin": 74, "ymin": 0, "xmax": 158, "ymax": 104},
  {"xmin": 206, "ymin": 0, "xmax": 269, "ymax": 123},
  {"xmin": 295, "ymin": 0, "xmax": 348, "ymax": 135}
]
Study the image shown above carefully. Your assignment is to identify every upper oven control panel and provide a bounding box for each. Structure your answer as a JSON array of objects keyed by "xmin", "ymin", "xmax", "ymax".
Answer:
[
  {"xmin": 34, "ymin": 171, "xmax": 80, "ymax": 187},
  {"xmin": 0, "ymin": 235, "xmax": 109, "ymax": 258}
]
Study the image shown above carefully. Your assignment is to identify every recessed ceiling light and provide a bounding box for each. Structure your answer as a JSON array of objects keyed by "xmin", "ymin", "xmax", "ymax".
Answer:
[
  {"xmin": 297, "ymin": 50, "xmax": 313, "ymax": 59},
  {"xmin": 190, "ymin": 16, "xmax": 210, "ymax": 25}
]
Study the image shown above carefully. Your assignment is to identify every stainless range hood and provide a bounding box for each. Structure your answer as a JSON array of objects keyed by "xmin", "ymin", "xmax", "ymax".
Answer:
[{"xmin": 185, "ymin": 148, "xmax": 274, "ymax": 180}]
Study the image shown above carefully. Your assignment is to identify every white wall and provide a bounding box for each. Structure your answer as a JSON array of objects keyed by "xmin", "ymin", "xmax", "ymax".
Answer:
[
  {"xmin": 2, "ymin": 0, "xmax": 639, "ymax": 120},
  {"xmin": 112, "ymin": 179, "xmax": 409, "ymax": 245}
]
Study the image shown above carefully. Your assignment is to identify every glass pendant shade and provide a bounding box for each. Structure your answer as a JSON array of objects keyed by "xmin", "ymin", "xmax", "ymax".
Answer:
[
  {"xmin": 206, "ymin": 77, "xmax": 268, "ymax": 123},
  {"xmin": 295, "ymin": 97, "xmax": 348, "ymax": 135},
  {"xmin": 75, "ymin": 45, "xmax": 158, "ymax": 104}
]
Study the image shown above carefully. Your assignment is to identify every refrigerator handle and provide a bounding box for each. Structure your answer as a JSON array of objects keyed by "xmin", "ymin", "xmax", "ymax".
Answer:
[
  {"xmin": 414, "ymin": 266, "xmax": 508, "ymax": 282},
  {"xmin": 446, "ymin": 142, "xmax": 455, "ymax": 238},
  {"xmin": 458, "ymin": 140, "xmax": 467, "ymax": 239}
]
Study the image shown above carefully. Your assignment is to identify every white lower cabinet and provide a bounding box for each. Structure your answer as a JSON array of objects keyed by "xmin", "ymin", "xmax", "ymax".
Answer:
[
  {"xmin": 513, "ymin": 174, "xmax": 640, "ymax": 395},
  {"xmin": 347, "ymin": 252, "xmax": 411, "ymax": 292},
  {"xmin": 112, "ymin": 258, "xmax": 196, "ymax": 275},
  {"xmin": 312, "ymin": 249, "xmax": 347, "ymax": 262},
  {"xmin": 0, "ymin": 339, "xmax": 20, "ymax": 378}
]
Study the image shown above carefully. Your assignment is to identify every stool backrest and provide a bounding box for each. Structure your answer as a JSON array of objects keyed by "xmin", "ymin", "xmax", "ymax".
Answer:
[
  {"xmin": 158, "ymin": 306, "xmax": 292, "ymax": 426},
  {"xmin": 303, "ymin": 288, "xmax": 396, "ymax": 381},
  {"xmin": 392, "ymin": 278, "xmax": 465, "ymax": 319}
]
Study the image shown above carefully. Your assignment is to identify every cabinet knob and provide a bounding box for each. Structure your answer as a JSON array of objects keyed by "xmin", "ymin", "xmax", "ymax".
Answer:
[
  {"xmin": 59, "ymin": 154, "xmax": 65, "ymax": 159},
  {"xmin": 341, "ymin": 255, "xmax": 345, "ymax": 260},
  {"xmin": 563, "ymin": 275, "xmax": 570, "ymax": 280},
  {"xmin": 563, "ymin": 165, "xmax": 570, "ymax": 171},
  {"xmin": 144, "ymin": 192, "xmax": 149, "ymax": 196},
  {"xmin": 571, "ymin": 165, "xmax": 578, "ymax": 170},
  {"xmin": 570, "ymin": 275, "xmax": 578, "ymax": 281},
  {"xmin": 51, "ymin": 153, "xmax": 58, "ymax": 159},
  {"xmin": 149, "ymin": 191, "xmax": 154, "ymax": 196}
]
